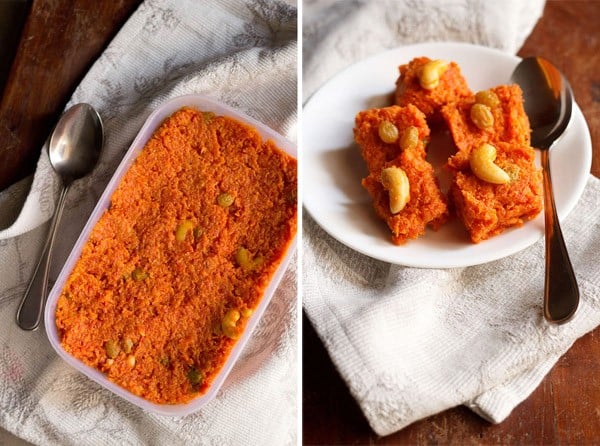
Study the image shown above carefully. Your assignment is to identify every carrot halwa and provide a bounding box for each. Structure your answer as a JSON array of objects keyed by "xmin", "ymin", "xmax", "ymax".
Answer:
[
  {"xmin": 354, "ymin": 105, "xmax": 449, "ymax": 244},
  {"xmin": 55, "ymin": 107, "xmax": 297, "ymax": 405},
  {"xmin": 441, "ymin": 85, "xmax": 542, "ymax": 242},
  {"xmin": 395, "ymin": 56, "xmax": 472, "ymax": 119},
  {"xmin": 450, "ymin": 141, "xmax": 542, "ymax": 242},
  {"xmin": 441, "ymin": 84, "xmax": 531, "ymax": 170},
  {"xmin": 355, "ymin": 56, "xmax": 542, "ymax": 244}
]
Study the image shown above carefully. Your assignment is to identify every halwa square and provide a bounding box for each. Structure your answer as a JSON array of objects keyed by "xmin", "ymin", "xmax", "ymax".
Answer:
[
  {"xmin": 354, "ymin": 104, "xmax": 430, "ymax": 173},
  {"xmin": 450, "ymin": 141, "xmax": 542, "ymax": 243},
  {"xmin": 441, "ymin": 84, "xmax": 531, "ymax": 170},
  {"xmin": 395, "ymin": 56, "xmax": 472, "ymax": 120},
  {"xmin": 354, "ymin": 104, "xmax": 449, "ymax": 244}
]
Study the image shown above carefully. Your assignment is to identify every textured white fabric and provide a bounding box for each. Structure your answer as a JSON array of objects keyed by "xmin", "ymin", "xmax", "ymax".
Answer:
[
  {"xmin": 301, "ymin": 0, "xmax": 600, "ymax": 437},
  {"xmin": 303, "ymin": 0, "xmax": 546, "ymax": 101},
  {"xmin": 0, "ymin": 1, "xmax": 297, "ymax": 445}
]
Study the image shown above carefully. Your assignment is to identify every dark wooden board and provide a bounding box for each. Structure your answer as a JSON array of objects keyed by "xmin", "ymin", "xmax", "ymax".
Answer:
[{"xmin": 0, "ymin": 0, "xmax": 142, "ymax": 190}]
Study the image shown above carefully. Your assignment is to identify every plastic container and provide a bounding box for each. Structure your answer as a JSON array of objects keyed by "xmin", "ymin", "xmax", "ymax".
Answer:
[{"xmin": 44, "ymin": 94, "xmax": 297, "ymax": 416}]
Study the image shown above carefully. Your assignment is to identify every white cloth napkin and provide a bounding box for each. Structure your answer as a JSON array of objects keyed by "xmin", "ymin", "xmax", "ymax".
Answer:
[
  {"xmin": 0, "ymin": 1, "xmax": 297, "ymax": 445},
  {"xmin": 302, "ymin": 0, "xmax": 600, "ymax": 437}
]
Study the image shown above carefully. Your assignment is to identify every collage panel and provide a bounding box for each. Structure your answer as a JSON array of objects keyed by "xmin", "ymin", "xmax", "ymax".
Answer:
[
  {"xmin": 0, "ymin": 1, "xmax": 599, "ymax": 445},
  {"xmin": 302, "ymin": 0, "xmax": 600, "ymax": 444},
  {"xmin": 0, "ymin": 1, "xmax": 297, "ymax": 445}
]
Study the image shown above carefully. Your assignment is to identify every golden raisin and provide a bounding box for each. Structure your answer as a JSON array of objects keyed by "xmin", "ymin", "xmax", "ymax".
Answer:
[
  {"xmin": 131, "ymin": 267, "xmax": 149, "ymax": 281},
  {"xmin": 475, "ymin": 90, "xmax": 500, "ymax": 108},
  {"xmin": 187, "ymin": 368, "xmax": 203, "ymax": 387},
  {"xmin": 378, "ymin": 121, "xmax": 399, "ymax": 144},
  {"xmin": 217, "ymin": 192, "xmax": 234, "ymax": 207},
  {"xmin": 122, "ymin": 338, "xmax": 134, "ymax": 354},
  {"xmin": 399, "ymin": 126, "xmax": 419, "ymax": 151},
  {"xmin": 202, "ymin": 111, "xmax": 215, "ymax": 121},
  {"xmin": 470, "ymin": 103, "xmax": 494, "ymax": 130},
  {"xmin": 105, "ymin": 340, "xmax": 120, "ymax": 359}
]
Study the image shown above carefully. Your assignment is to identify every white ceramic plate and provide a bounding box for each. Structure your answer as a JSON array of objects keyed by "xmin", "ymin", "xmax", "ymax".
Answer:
[{"xmin": 303, "ymin": 42, "xmax": 592, "ymax": 268}]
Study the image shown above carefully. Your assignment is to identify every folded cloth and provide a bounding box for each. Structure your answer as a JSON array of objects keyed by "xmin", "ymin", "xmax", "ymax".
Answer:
[
  {"xmin": 302, "ymin": 0, "xmax": 600, "ymax": 436},
  {"xmin": 304, "ymin": 175, "xmax": 600, "ymax": 435},
  {"xmin": 0, "ymin": 1, "xmax": 297, "ymax": 445}
]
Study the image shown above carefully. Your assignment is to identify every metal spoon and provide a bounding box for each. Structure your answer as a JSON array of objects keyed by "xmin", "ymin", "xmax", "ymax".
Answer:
[
  {"xmin": 17, "ymin": 103, "xmax": 104, "ymax": 330},
  {"xmin": 511, "ymin": 56, "xmax": 579, "ymax": 324}
]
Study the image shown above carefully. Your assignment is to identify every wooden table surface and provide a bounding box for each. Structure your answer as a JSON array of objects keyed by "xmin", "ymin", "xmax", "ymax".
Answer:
[{"xmin": 303, "ymin": 1, "xmax": 600, "ymax": 445}]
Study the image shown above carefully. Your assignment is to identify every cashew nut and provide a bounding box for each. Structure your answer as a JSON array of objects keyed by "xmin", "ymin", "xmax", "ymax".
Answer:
[
  {"xmin": 175, "ymin": 219, "xmax": 194, "ymax": 242},
  {"xmin": 469, "ymin": 143, "xmax": 511, "ymax": 184},
  {"xmin": 235, "ymin": 247, "xmax": 264, "ymax": 271},
  {"xmin": 222, "ymin": 309, "xmax": 242, "ymax": 339},
  {"xmin": 380, "ymin": 166, "xmax": 410, "ymax": 214},
  {"xmin": 419, "ymin": 59, "xmax": 449, "ymax": 90}
]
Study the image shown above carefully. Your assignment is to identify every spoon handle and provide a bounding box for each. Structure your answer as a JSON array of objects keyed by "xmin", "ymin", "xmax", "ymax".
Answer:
[
  {"xmin": 17, "ymin": 184, "xmax": 70, "ymax": 330},
  {"xmin": 540, "ymin": 150, "xmax": 579, "ymax": 323}
]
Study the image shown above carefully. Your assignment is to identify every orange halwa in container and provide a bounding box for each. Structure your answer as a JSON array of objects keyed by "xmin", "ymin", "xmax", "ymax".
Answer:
[{"xmin": 44, "ymin": 95, "xmax": 297, "ymax": 416}]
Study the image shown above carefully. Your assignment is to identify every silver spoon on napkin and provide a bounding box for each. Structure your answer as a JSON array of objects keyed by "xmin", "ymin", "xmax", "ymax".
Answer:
[
  {"xmin": 511, "ymin": 57, "xmax": 579, "ymax": 324},
  {"xmin": 17, "ymin": 103, "xmax": 104, "ymax": 331}
]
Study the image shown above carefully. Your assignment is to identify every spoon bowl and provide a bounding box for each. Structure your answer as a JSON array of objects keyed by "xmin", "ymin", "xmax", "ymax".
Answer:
[
  {"xmin": 49, "ymin": 104, "xmax": 103, "ymax": 183},
  {"xmin": 17, "ymin": 103, "xmax": 104, "ymax": 330},
  {"xmin": 513, "ymin": 57, "xmax": 573, "ymax": 147},
  {"xmin": 511, "ymin": 57, "xmax": 579, "ymax": 324}
]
